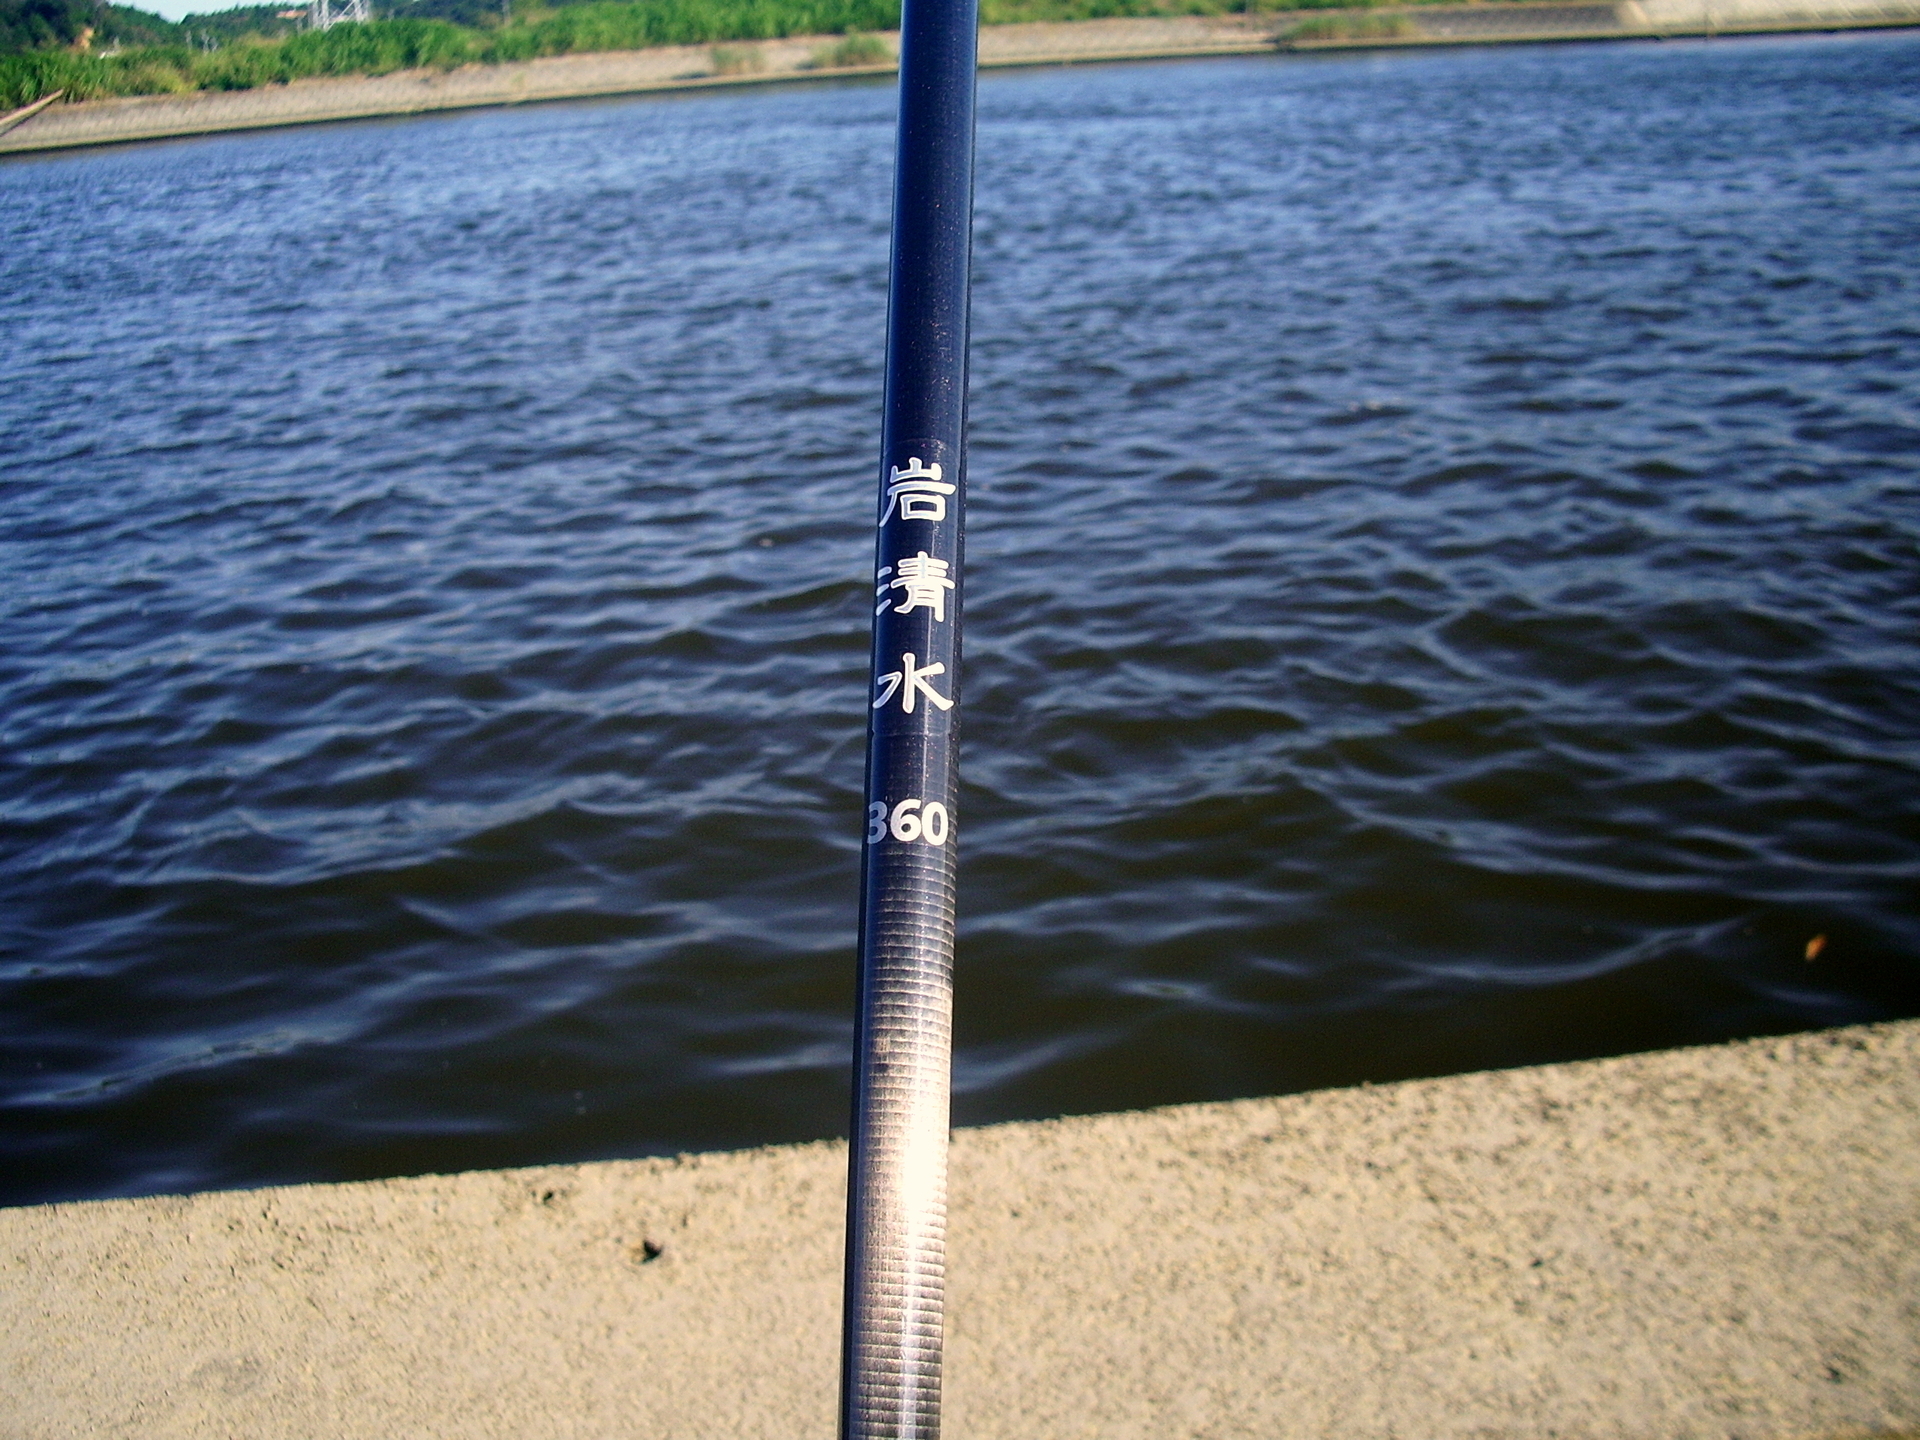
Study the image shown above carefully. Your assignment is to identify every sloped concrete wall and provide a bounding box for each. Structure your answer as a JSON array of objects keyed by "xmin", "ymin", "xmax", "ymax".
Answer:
[
  {"xmin": 1286, "ymin": 0, "xmax": 1920, "ymax": 46},
  {"xmin": 1633, "ymin": 0, "xmax": 1920, "ymax": 25}
]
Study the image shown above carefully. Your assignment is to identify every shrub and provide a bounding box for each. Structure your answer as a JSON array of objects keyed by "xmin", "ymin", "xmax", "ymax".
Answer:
[
  {"xmin": 809, "ymin": 28, "xmax": 886, "ymax": 66},
  {"xmin": 1283, "ymin": 8, "xmax": 1414, "ymax": 38},
  {"xmin": 0, "ymin": 48, "xmax": 107, "ymax": 106},
  {"xmin": 708, "ymin": 41, "xmax": 764, "ymax": 71}
]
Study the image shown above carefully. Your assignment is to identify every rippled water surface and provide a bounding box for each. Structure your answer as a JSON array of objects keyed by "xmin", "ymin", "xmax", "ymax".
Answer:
[{"xmin": 4, "ymin": 33, "xmax": 1918, "ymax": 1205}]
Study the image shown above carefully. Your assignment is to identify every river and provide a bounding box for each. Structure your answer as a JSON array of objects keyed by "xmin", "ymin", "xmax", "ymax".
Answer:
[{"xmin": 2, "ymin": 31, "xmax": 1917, "ymax": 1205}]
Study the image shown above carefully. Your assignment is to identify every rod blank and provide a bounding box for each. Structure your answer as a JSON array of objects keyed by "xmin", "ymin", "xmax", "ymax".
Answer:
[{"xmin": 840, "ymin": 0, "xmax": 979, "ymax": 1435}]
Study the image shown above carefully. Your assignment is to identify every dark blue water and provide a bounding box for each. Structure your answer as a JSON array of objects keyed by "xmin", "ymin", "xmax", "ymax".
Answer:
[{"xmin": 3, "ymin": 33, "xmax": 1918, "ymax": 1207}]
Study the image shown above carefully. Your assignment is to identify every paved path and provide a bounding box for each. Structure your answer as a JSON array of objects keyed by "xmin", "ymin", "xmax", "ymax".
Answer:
[{"xmin": 5, "ymin": 1019, "xmax": 1916, "ymax": 1437}]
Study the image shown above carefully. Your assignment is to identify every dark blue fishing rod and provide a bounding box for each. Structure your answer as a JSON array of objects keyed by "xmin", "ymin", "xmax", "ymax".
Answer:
[{"xmin": 839, "ymin": 0, "xmax": 979, "ymax": 1432}]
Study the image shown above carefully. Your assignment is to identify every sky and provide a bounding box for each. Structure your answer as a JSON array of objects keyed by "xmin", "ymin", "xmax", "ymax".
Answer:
[{"xmin": 149, "ymin": 0, "xmax": 273, "ymax": 22}]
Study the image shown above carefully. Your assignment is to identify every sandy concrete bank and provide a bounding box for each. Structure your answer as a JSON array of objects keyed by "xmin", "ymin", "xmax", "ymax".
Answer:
[
  {"xmin": 1289, "ymin": 0, "xmax": 1919, "ymax": 48},
  {"xmin": 6, "ymin": 0, "xmax": 1918, "ymax": 156},
  {"xmin": 5, "ymin": 1018, "xmax": 1917, "ymax": 1437}
]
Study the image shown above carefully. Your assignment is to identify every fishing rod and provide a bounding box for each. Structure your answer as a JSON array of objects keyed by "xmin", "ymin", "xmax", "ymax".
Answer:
[{"xmin": 839, "ymin": 0, "xmax": 979, "ymax": 1432}]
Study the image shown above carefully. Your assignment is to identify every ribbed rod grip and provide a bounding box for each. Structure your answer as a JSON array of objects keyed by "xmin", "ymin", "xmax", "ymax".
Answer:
[{"xmin": 840, "ymin": 0, "xmax": 978, "ymax": 1434}]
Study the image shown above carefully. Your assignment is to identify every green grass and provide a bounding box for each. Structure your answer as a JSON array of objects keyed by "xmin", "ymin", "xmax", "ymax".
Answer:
[
  {"xmin": 1282, "ymin": 8, "xmax": 1418, "ymax": 38},
  {"xmin": 808, "ymin": 28, "xmax": 887, "ymax": 64},
  {"xmin": 1, "ymin": 0, "xmax": 904, "ymax": 108},
  {"xmin": 707, "ymin": 40, "xmax": 766, "ymax": 70},
  {"xmin": 1, "ymin": 19, "xmax": 478, "ymax": 107}
]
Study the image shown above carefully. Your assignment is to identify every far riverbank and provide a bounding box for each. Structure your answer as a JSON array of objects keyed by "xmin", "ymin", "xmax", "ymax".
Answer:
[{"xmin": 4, "ymin": 0, "xmax": 1917, "ymax": 154}]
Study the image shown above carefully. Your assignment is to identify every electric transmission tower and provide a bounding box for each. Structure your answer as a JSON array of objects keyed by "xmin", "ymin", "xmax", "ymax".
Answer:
[{"xmin": 308, "ymin": 0, "xmax": 371, "ymax": 29}]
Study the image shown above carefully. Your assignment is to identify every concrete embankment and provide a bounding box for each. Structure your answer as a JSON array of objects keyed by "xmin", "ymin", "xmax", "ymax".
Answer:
[
  {"xmin": 4, "ymin": 1018, "xmax": 1917, "ymax": 1437},
  {"xmin": 4, "ymin": 0, "xmax": 1918, "ymax": 156},
  {"xmin": 1288, "ymin": 0, "xmax": 1920, "ymax": 46}
]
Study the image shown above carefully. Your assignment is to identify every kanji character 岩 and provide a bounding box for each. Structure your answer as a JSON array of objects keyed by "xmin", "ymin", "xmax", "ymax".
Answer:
[{"xmin": 879, "ymin": 457, "xmax": 956, "ymax": 526}]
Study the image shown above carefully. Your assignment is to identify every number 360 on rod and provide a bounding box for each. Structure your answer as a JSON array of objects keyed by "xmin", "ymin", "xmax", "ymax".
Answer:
[{"xmin": 866, "ymin": 798, "xmax": 951, "ymax": 846}]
